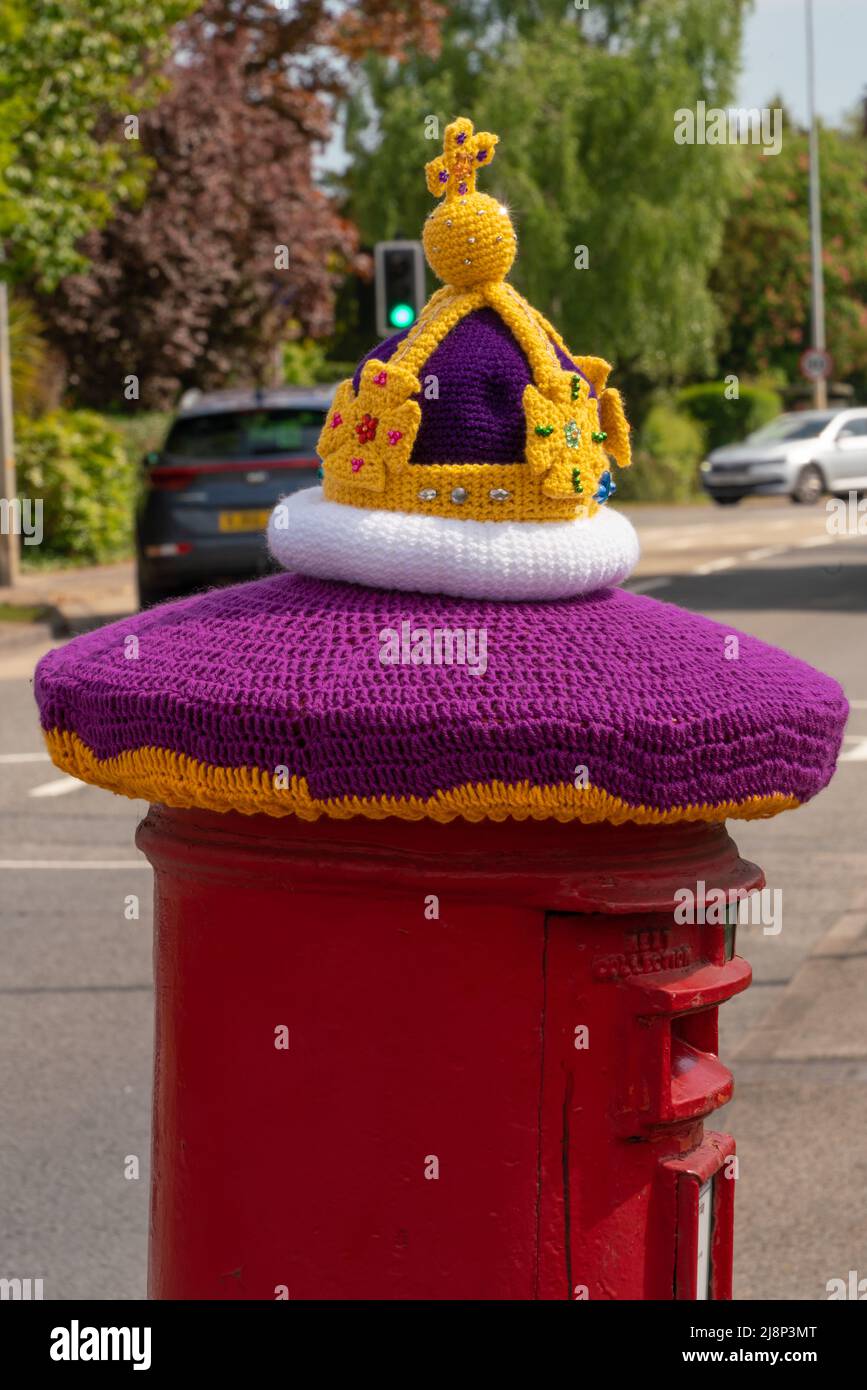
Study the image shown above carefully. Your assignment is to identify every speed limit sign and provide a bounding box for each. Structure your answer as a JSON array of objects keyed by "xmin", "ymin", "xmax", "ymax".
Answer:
[{"xmin": 799, "ymin": 347, "xmax": 833, "ymax": 382}]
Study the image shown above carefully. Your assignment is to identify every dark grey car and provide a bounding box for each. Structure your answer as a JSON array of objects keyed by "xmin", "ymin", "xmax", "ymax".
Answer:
[{"xmin": 135, "ymin": 386, "xmax": 334, "ymax": 608}]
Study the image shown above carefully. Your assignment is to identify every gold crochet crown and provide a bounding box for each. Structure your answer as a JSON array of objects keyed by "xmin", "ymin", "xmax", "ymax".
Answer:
[{"xmin": 318, "ymin": 116, "xmax": 631, "ymax": 524}]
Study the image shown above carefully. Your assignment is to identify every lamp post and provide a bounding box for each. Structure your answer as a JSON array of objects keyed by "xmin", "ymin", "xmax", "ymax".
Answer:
[
  {"xmin": 0, "ymin": 264, "xmax": 19, "ymax": 587},
  {"xmin": 806, "ymin": 0, "xmax": 828, "ymax": 409}
]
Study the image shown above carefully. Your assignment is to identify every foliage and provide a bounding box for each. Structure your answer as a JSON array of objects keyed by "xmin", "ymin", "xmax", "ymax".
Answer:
[
  {"xmin": 105, "ymin": 411, "xmax": 172, "ymax": 463},
  {"xmin": 344, "ymin": 0, "xmax": 748, "ymax": 420},
  {"xmin": 37, "ymin": 0, "xmax": 444, "ymax": 410},
  {"xmin": 713, "ymin": 115, "xmax": 867, "ymax": 393},
  {"xmin": 616, "ymin": 401, "xmax": 706, "ymax": 502},
  {"xmin": 282, "ymin": 339, "xmax": 356, "ymax": 386},
  {"xmin": 7, "ymin": 292, "xmax": 51, "ymax": 415},
  {"xmin": 676, "ymin": 381, "xmax": 782, "ymax": 451},
  {"xmin": 14, "ymin": 409, "xmax": 134, "ymax": 561},
  {"xmin": 0, "ymin": 0, "xmax": 195, "ymax": 289},
  {"xmin": 0, "ymin": 601, "xmax": 47, "ymax": 622}
]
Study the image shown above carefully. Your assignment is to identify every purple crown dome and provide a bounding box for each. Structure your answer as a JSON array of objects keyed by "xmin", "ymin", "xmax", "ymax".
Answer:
[{"xmin": 353, "ymin": 308, "xmax": 591, "ymax": 466}]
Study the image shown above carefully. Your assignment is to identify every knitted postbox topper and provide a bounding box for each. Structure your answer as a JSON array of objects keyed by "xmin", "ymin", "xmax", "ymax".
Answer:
[{"xmin": 34, "ymin": 118, "xmax": 848, "ymax": 825}]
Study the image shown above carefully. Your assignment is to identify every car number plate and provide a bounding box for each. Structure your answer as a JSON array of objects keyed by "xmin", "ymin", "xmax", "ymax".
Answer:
[{"xmin": 218, "ymin": 509, "xmax": 272, "ymax": 533}]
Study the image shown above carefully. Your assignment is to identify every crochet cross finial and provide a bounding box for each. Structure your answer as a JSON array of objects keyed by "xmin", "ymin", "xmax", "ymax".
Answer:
[{"xmin": 425, "ymin": 117, "xmax": 499, "ymax": 201}]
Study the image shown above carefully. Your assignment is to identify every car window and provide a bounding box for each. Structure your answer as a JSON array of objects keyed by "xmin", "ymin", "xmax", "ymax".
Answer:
[
  {"xmin": 164, "ymin": 409, "xmax": 326, "ymax": 458},
  {"xmin": 746, "ymin": 413, "xmax": 838, "ymax": 444},
  {"xmin": 835, "ymin": 417, "xmax": 867, "ymax": 438}
]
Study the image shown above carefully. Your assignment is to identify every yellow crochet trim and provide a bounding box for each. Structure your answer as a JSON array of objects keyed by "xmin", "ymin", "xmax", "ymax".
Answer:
[
  {"xmin": 485, "ymin": 282, "xmax": 563, "ymax": 382},
  {"xmin": 314, "ymin": 359, "xmax": 421, "ymax": 494},
  {"xmin": 324, "ymin": 459, "xmax": 583, "ymax": 521},
  {"xmin": 392, "ymin": 286, "xmax": 486, "ymax": 376},
  {"xmin": 43, "ymin": 728, "xmax": 801, "ymax": 827}
]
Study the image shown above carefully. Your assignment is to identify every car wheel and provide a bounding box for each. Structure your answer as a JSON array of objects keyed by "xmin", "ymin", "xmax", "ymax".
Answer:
[
  {"xmin": 711, "ymin": 494, "xmax": 744, "ymax": 506},
  {"xmin": 791, "ymin": 464, "xmax": 824, "ymax": 505}
]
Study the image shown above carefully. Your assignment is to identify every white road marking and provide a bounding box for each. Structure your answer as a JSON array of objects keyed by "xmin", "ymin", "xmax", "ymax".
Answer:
[
  {"xmin": 0, "ymin": 860, "xmax": 148, "ymax": 870},
  {"xmin": 640, "ymin": 527, "xmax": 778, "ymax": 547},
  {"xmin": 0, "ymin": 752, "xmax": 51, "ymax": 764},
  {"xmin": 849, "ymin": 700, "xmax": 867, "ymax": 709},
  {"xmin": 28, "ymin": 776, "xmax": 82, "ymax": 799},
  {"xmin": 840, "ymin": 737, "xmax": 867, "ymax": 763},
  {"xmin": 692, "ymin": 556, "xmax": 738, "ymax": 575},
  {"xmin": 743, "ymin": 547, "xmax": 783, "ymax": 562},
  {"xmin": 627, "ymin": 578, "xmax": 670, "ymax": 594},
  {"xmin": 682, "ymin": 529, "xmax": 844, "ymax": 578},
  {"xmin": 636, "ymin": 525, "xmax": 723, "ymax": 543}
]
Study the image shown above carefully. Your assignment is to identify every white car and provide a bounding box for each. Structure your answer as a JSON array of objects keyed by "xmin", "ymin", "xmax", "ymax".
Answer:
[{"xmin": 700, "ymin": 408, "xmax": 867, "ymax": 505}]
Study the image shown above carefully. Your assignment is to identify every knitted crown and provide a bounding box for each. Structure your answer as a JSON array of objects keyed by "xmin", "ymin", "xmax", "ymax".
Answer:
[{"xmin": 267, "ymin": 116, "xmax": 639, "ymax": 601}]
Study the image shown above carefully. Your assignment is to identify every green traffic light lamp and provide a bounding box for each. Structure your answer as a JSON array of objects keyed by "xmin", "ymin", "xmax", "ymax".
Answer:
[{"xmin": 388, "ymin": 302, "xmax": 416, "ymax": 329}]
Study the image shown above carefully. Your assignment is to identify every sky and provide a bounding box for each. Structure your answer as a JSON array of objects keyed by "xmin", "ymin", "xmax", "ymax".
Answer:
[{"xmin": 738, "ymin": 0, "xmax": 867, "ymax": 127}]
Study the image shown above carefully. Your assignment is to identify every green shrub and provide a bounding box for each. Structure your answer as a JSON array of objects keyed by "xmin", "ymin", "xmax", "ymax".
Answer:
[
  {"xmin": 15, "ymin": 410, "xmax": 135, "ymax": 563},
  {"xmin": 107, "ymin": 411, "xmax": 172, "ymax": 464},
  {"xmin": 8, "ymin": 293, "xmax": 53, "ymax": 417},
  {"xmin": 282, "ymin": 338, "xmax": 356, "ymax": 385},
  {"xmin": 615, "ymin": 403, "xmax": 706, "ymax": 503},
  {"xmin": 676, "ymin": 381, "xmax": 782, "ymax": 453}
]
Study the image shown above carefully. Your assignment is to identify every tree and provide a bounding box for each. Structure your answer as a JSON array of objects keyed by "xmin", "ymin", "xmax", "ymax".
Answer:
[
  {"xmin": 0, "ymin": 0, "xmax": 195, "ymax": 288},
  {"xmin": 7, "ymin": 292, "xmax": 63, "ymax": 415},
  {"xmin": 343, "ymin": 0, "xmax": 748, "ymax": 418},
  {"xmin": 36, "ymin": 0, "xmax": 444, "ymax": 409},
  {"xmin": 712, "ymin": 113, "xmax": 867, "ymax": 393}
]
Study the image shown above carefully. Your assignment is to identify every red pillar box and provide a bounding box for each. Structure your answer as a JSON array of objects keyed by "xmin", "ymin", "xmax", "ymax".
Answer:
[
  {"xmin": 138, "ymin": 809, "xmax": 756, "ymax": 1301},
  {"xmin": 34, "ymin": 115, "xmax": 847, "ymax": 1301}
]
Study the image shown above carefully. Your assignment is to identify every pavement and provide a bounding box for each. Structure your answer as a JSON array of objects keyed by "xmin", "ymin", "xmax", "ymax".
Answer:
[
  {"xmin": 0, "ymin": 496, "xmax": 865, "ymax": 1300},
  {"xmin": 0, "ymin": 559, "xmax": 137, "ymax": 634}
]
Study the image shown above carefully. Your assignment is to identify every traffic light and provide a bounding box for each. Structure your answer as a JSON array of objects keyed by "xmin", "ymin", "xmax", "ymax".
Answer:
[{"xmin": 374, "ymin": 241, "xmax": 425, "ymax": 339}]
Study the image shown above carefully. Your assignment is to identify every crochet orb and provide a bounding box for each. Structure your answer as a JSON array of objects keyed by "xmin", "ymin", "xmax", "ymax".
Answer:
[{"xmin": 33, "ymin": 116, "xmax": 848, "ymax": 825}]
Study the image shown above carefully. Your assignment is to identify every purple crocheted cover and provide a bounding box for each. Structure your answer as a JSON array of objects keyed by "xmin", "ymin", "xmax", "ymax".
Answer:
[
  {"xmin": 35, "ymin": 573, "xmax": 847, "ymax": 814},
  {"xmin": 353, "ymin": 308, "xmax": 587, "ymax": 465}
]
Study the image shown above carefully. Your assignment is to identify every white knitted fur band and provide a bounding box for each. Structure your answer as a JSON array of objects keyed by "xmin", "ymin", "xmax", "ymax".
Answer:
[{"xmin": 267, "ymin": 488, "xmax": 640, "ymax": 600}]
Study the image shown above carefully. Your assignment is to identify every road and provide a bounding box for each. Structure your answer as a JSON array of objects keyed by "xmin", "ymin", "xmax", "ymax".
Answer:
[{"xmin": 0, "ymin": 497, "xmax": 864, "ymax": 1300}]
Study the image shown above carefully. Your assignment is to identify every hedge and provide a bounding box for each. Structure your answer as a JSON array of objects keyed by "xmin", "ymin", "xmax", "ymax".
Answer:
[
  {"xmin": 676, "ymin": 381, "xmax": 782, "ymax": 453},
  {"xmin": 14, "ymin": 410, "xmax": 135, "ymax": 563},
  {"xmin": 614, "ymin": 402, "xmax": 706, "ymax": 503}
]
